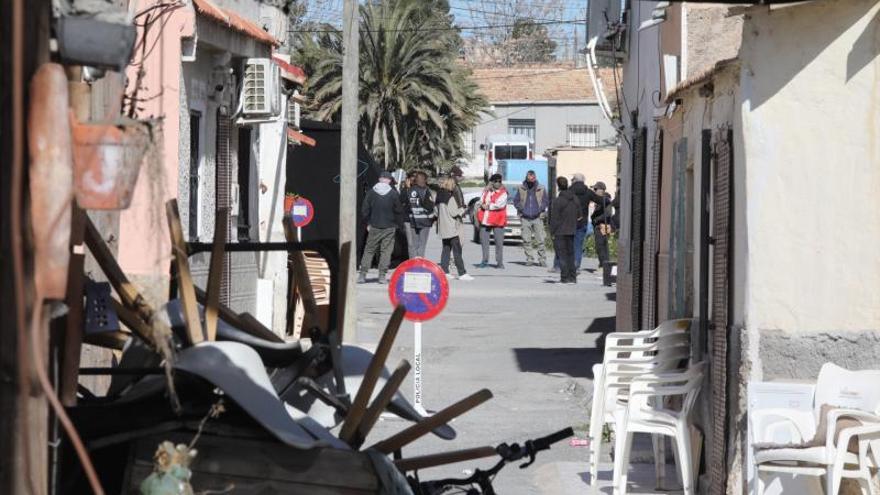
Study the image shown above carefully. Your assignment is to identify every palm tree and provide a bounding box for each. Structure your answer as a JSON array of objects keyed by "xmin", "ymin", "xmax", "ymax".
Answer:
[{"xmin": 295, "ymin": 0, "xmax": 489, "ymax": 172}]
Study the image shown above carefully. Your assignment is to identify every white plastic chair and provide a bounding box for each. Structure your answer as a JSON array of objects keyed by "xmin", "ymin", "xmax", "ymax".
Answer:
[
  {"xmin": 752, "ymin": 363, "xmax": 880, "ymax": 495},
  {"xmin": 588, "ymin": 319, "xmax": 692, "ymax": 491},
  {"xmin": 612, "ymin": 362, "xmax": 706, "ymax": 495}
]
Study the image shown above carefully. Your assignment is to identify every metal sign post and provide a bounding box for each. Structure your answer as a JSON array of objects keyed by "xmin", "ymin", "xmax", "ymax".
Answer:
[{"xmin": 388, "ymin": 258, "xmax": 449, "ymax": 417}]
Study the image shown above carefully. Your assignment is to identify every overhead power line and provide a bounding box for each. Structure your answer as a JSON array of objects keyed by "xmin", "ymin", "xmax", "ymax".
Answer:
[{"xmin": 289, "ymin": 17, "xmax": 588, "ymax": 34}]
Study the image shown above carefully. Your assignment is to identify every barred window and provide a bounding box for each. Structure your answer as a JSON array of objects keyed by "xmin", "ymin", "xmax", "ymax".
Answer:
[
  {"xmin": 566, "ymin": 124, "xmax": 600, "ymax": 147},
  {"xmin": 461, "ymin": 128, "xmax": 474, "ymax": 156},
  {"xmin": 508, "ymin": 118, "xmax": 535, "ymax": 142}
]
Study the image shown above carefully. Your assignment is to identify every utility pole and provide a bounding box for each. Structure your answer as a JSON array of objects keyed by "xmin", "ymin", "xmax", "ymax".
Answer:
[{"xmin": 339, "ymin": 0, "xmax": 358, "ymax": 343}]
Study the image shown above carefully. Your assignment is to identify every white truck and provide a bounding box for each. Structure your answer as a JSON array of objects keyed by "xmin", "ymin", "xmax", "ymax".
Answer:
[{"xmin": 480, "ymin": 134, "xmax": 534, "ymax": 183}]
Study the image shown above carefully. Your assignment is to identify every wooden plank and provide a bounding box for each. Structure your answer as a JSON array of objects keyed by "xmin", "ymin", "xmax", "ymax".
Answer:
[
  {"xmin": 60, "ymin": 205, "xmax": 87, "ymax": 406},
  {"xmin": 83, "ymin": 331, "xmax": 130, "ymax": 350},
  {"xmin": 165, "ymin": 199, "xmax": 204, "ymax": 345},
  {"xmin": 192, "ymin": 286, "xmax": 283, "ymax": 343},
  {"xmin": 370, "ymin": 389, "xmax": 494, "ymax": 454},
  {"xmin": 394, "ymin": 446, "xmax": 497, "ymax": 472},
  {"xmin": 339, "ymin": 305, "xmax": 406, "ymax": 444},
  {"xmin": 110, "ymin": 298, "xmax": 153, "ymax": 343},
  {"xmin": 290, "ymin": 248, "xmax": 320, "ymax": 332},
  {"xmin": 83, "ymin": 216, "xmax": 161, "ymax": 349},
  {"xmin": 356, "ymin": 360, "xmax": 411, "ymax": 447},
  {"xmin": 204, "ymin": 207, "xmax": 228, "ymax": 341}
]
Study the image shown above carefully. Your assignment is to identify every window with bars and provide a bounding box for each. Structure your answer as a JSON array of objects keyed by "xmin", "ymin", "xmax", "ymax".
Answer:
[
  {"xmin": 461, "ymin": 128, "xmax": 474, "ymax": 156},
  {"xmin": 507, "ymin": 118, "xmax": 535, "ymax": 141},
  {"xmin": 566, "ymin": 124, "xmax": 600, "ymax": 147}
]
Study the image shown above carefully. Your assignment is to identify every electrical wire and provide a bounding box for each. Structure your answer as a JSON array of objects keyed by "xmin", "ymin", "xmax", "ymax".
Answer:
[{"xmin": 289, "ymin": 17, "xmax": 587, "ymax": 34}]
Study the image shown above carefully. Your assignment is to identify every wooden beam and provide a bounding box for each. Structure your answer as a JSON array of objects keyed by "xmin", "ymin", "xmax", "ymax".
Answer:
[
  {"xmin": 60, "ymin": 205, "xmax": 87, "ymax": 406},
  {"xmin": 193, "ymin": 287, "xmax": 283, "ymax": 343},
  {"xmin": 83, "ymin": 331, "xmax": 130, "ymax": 351},
  {"xmin": 83, "ymin": 216, "xmax": 161, "ymax": 348},
  {"xmin": 290, "ymin": 248, "xmax": 320, "ymax": 333},
  {"xmin": 394, "ymin": 446, "xmax": 497, "ymax": 472},
  {"xmin": 111, "ymin": 297, "xmax": 154, "ymax": 344},
  {"xmin": 204, "ymin": 208, "xmax": 228, "ymax": 341},
  {"xmin": 356, "ymin": 360, "xmax": 410, "ymax": 447},
  {"xmin": 165, "ymin": 200, "xmax": 204, "ymax": 345},
  {"xmin": 370, "ymin": 389, "xmax": 494, "ymax": 454},
  {"xmin": 339, "ymin": 305, "xmax": 405, "ymax": 444}
]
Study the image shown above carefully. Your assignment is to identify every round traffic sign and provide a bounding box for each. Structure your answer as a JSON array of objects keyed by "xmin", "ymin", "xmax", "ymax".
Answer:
[
  {"xmin": 388, "ymin": 258, "xmax": 449, "ymax": 322},
  {"xmin": 289, "ymin": 197, "xmax": 314, "ymax": 228}
]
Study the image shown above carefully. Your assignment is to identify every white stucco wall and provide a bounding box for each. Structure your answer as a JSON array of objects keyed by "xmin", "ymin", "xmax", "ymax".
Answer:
[{"xmin": 739, "ymin": 0, "xmax": 880, "ymax": 338}]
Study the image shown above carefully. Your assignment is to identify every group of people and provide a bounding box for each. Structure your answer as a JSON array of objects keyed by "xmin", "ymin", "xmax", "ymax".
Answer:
[
  {"xmin": 358, "ymin": 167, "xmax": 473, "ymax": 284},
  {"xmin": 357, "ymin": 166, "xmax": 615, "ymax": 286}
]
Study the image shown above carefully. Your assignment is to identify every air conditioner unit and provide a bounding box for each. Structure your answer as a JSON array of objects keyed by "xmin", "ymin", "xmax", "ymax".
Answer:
[
  {"xmin": 588, "ymin": 0, "xmax": 627, "ymax": 61},
  {"xmin": 237, "ymin": 58, "xmax": 282, "ymax": 124}
]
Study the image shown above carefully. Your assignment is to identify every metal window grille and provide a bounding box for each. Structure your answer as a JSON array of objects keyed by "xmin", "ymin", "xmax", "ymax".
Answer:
[
  {"xmin": 461, "ymin": 129, "xmax": 474, "ymax": 156},
  {"xmin": 216, "ymin": 109, "xmax": 232, "ymax": 305},
  {"xmin": 709, "ymin": 128, "xmax": 734, "ymax": 495},
  {"xmin": 507, "ymin": 118, "xmax": 535, "ymax": 142},
  {"xmin": 566, "ymin": 124, "xmax": 600, "ymax": 147},
  {"xmin": 642, "ymin": 129, "xmax": 662, "ymax": 329},
  {"xmin": 188, "ymin": 111, "xmax": 201, "ymax": 240},
  {"xmin": 630, "ymin": 127, "xmax": 647, "ymax": 328}
]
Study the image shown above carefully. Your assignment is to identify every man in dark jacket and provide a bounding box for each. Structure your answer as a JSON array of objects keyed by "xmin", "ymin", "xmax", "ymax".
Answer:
[
  {"xmin": 549, "ymin": 176, "xmax": 580, "ymax": 283},
  {"xmin": 358, "ymin": 171, "xmax": 402, "ymax": 284},
  {"xmin": 449, "ymin": 165, "xmax": 466, "ymax": 208},
  {"xmin": 514, "ymin": 170, "xmax": 550, "ymax": 266},
  {"xmin": 590, "ymin": 181, "xmax": 614, "ymax": 276},
  {"xmin": 569, "ymin": 173, "xmax": 593, "ymax": 271},
  {"xmin": 399, "ymin": 170, "xmax": 435, "ymax": 258}
]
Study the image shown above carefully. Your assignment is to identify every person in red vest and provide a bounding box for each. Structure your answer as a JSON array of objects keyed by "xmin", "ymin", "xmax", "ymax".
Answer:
[{"xmin": 476, "ymin": 173, "xmax": 508, "ymax": 269}]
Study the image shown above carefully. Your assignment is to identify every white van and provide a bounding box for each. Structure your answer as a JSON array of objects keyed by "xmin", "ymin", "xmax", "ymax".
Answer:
[{"xmin": 481, "ymin": 134, "xmax": 534, "ymax": 182}]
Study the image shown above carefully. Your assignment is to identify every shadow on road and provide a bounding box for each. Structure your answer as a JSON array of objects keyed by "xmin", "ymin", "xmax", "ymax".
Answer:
[{"xmin": 513, "ymin": 348, "xmax": 603, "ymax": 379}]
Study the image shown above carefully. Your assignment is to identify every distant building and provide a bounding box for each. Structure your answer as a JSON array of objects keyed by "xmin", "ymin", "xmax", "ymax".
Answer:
[{"xmin": 460, "ymin": 64, "xmax": 618, "ymax": 178}]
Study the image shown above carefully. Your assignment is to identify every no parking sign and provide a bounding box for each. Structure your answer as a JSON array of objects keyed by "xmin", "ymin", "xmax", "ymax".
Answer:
[
  {"xmin": 387, "ymin": 258, "xmax": 449, "ymax": 414},
  {"xmin": 388, "ymin": 258, "xmax": 449, "ymax": 322},
  {"xmin": 290, "ymin": 197, "xmax": 314, "ymax": 228}
]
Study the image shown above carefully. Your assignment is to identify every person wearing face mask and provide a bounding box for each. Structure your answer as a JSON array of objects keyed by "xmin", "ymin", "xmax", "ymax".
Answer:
[{"xmin": 476, "ymin": 173, "xmax": 508, "ymax": 269}]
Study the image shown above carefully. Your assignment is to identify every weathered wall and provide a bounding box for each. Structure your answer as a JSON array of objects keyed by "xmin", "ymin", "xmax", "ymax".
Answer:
[
  {"xmin": 119, "ymin": 1, "xmax": 195, "ymax": 297},
  {"xmin": 684, "ymin": 5, "xmax": 743, "ymax": 79},
  {"xmin": 551, "ymin": 147, "xmax": 618, "ymax": 193},
  {"xmin": 739, "ymin": 0, "xmax": 880, "ymax": 370}
]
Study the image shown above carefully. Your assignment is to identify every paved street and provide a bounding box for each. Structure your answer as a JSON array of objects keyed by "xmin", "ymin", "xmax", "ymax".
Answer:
[{"xmin": 354, "ymin": 229, "xmax": 627, "ymax": 494}]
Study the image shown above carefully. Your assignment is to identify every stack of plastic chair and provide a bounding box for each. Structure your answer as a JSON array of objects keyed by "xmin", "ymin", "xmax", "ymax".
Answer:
[
  {"xmin": 612, "ymin": 362, "xmax": 706, "ymax": 495},
  {"xmin": 588, "ymin": 319, "xmax": 692, "ymax": 493}
]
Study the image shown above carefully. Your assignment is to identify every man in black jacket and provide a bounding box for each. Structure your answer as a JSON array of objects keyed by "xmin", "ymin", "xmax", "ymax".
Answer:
[
  {"xmin": 400, "ymin": 170, "xmax": 435, "ymax": 258},
  {"xmin": 550, "ymin": 176, "xmax": 580, "ymax": 283},
  {"xmin": 590, "ymin": 181, "xmax": 614, "ymax": 278},
  {"xmin": 568, "ymin": 173, "xmax": 593, "ymax": 271},
  {"xmin": 358, "ymin": 171, "xmax": 402, "ymax": 284}
]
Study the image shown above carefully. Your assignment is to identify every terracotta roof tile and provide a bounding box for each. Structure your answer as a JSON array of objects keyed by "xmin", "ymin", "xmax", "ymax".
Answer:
[
  {"xmin": 470, "ymin": 65, "xmax": 619, "ymax": 104},
  {"xmin": 192, "ymin": 0, "xmax": 280, "ymax": 46},
  {"xmin": 273, "ymin": 55, "xmax": 307, "ymax": 85}
]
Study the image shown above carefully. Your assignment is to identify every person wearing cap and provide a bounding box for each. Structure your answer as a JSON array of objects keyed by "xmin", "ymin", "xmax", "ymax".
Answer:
[
  {"xmin": 569, "ymin": 173, "xmax": 593, "ymax": 271},
  {"xmin": 549, "ymin": 176, "xmax": 580, "ymax": 283},
  {"xmin": 476, "ymin": 173, "xmax": 508, "ymax": 269},
  {"xmin": 399, "ymin": 170, "xmax": 436, "ymax": 258},
  {"xmin": 589, "ymin": 181, "xmax": 614, "ymax": 275},
  {"xmin": 359, "ymin": 171, "xmax": 403, "ymax": 284},
  {"xmin": 513, "ymin": 170, "xmax": 549, "ymax": 266}
]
